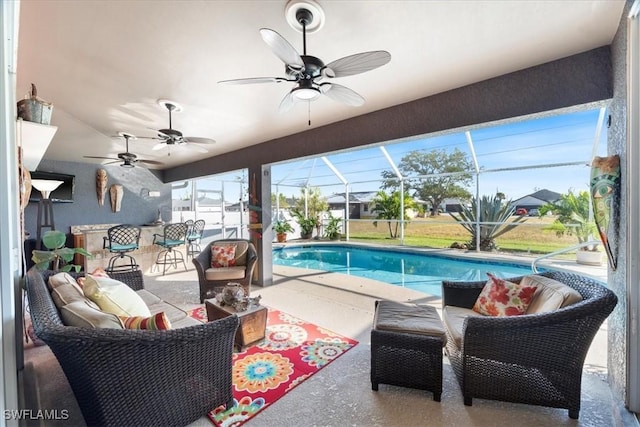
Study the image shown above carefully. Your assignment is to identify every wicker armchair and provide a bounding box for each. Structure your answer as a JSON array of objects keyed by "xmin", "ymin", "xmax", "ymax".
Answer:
[
  {"xmin": 441, "ymin": 271, "xmax": 617, "ymax": 419},
  {"xmin": 193, "ymin": 239, "xmax": 258, "ymax": 303},
  {"xmin": 26, "ymin": 268, "xmax": 239, "ymax": 427}
]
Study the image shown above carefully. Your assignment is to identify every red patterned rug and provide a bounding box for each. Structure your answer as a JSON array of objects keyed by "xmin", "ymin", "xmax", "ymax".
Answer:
[{"xmin": 187, "ymin": 306, "xmax": 358, "ymax": 427}]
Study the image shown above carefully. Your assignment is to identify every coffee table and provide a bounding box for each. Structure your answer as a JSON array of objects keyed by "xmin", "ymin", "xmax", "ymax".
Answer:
[{"xmin": 205, "ymin": 299, "xmax": 268, "ymax": 351}]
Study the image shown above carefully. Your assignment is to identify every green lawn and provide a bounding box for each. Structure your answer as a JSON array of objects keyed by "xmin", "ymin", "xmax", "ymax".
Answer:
[{"xmin": 344, "ymin": 215, "xmax": 583, "ymax": 259}]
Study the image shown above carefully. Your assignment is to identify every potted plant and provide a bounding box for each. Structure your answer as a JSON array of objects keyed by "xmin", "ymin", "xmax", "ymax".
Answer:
[
  {"xmin": 291, "ymin": 209, "xmax": 317, "ymax": 239},
  {"xmin": 539, "ymin": 190, "xmax": 602, "ymax": 265},
  {"xmin": 323, "ymin": 213, "xmax": 342, "ymax": 240},
  {"xmin": 31, "ymin": 230, "xmax": 92, "ymax": 272},
  {"xmin": 273, "ymin": 220, "xmax": 294, "ymax": 243}
]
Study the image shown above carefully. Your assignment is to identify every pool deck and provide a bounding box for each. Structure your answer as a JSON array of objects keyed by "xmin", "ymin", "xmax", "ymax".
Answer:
[{"xmin": 270, "ymin": 241, "xmax": 610, "ymax": 379}]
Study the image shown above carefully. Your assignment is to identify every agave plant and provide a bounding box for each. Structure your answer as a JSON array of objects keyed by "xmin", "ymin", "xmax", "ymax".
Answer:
[
  {"xmin": 450, "ymin": 195, "xmax": 527, "ymax": 251},
  {"xmin": 31, "ymin": 230, "xmax": 91, "ymax": 272}
]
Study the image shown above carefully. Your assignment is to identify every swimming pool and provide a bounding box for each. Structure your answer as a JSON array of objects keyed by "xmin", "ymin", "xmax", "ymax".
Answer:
[{"xmin": 272, "ymin": 244, "xmax": 540, "ymax": 297}]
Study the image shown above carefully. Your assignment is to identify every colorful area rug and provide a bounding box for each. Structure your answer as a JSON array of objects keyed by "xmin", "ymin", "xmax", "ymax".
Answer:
[{"xmin": 187, "ymin": 306, "xmax": 358, "ymax": 427}]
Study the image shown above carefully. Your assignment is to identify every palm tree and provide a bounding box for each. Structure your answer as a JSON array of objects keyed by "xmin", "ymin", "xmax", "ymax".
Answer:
[
  {"xmin": 371, "ymin": 191, "xmax": 416, "ymax": 238},
  {"xmin": 450, "ymin": 195, "xmax": 527, "ymax": 251},
  {"xmin": 539, "ymin": 190, "xmax": 598, "ymax": 251}
]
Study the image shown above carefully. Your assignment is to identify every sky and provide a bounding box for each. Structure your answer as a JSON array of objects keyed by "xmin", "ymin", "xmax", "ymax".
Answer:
[{"xmin": 174, "ymin": 107, "xmax": 608, "ymax": 204}]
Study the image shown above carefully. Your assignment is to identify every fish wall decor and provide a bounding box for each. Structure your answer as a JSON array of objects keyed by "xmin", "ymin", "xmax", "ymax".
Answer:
[{"xmin": 590, "ymin": 155, "xmax": 620, "ymax": 270}]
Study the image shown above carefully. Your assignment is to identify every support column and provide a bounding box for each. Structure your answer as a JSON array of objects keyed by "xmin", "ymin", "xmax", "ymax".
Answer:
[{"xmin": 248, "ymin": 165, "xmax": 273, "ymax": 287}]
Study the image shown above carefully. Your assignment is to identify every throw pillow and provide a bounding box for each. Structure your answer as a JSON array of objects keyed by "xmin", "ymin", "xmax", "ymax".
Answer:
[
  {"xmin": 211, "ymin": 245, "xmax": 237, "ymax": 268},
  {"xmin": 120, "ymin": 312, "xmax": 172, "ymax": 330},
  {"xmin": 77, "ymin": 268, "xmax": 109, "ymax": 288},
  {"xmin": 48, "ymin": 272, "xmax": 82, "ymax": 293},
  {"xmin": 83, "ymin": 274, "xmax": 151, "ymax": 317},
  {"xmin": 472, "ymin": 273, "xmax": 537, "ymax": 317},
  {"xmin": 59, "ymin": 300, "xmax": 124, "ymax": 329}
]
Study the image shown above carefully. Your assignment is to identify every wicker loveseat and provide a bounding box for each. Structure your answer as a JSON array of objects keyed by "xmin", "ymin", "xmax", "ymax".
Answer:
[
  {"xmin": 441, "ymin": 271, "xmax": 617, "ymax": 419},
  {"xmin": 26, "ymin": 268, "xmax": 239, "ymax": 427}
]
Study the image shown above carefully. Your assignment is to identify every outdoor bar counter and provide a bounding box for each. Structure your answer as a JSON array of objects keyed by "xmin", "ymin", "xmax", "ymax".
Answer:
[{"xmin": 71, "ymin": 223, "xmax": 168, "ymax": 272}]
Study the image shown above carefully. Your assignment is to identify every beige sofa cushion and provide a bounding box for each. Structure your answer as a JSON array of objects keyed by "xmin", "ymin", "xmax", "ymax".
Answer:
[
  {"xmin": 59, "ymin": 300, "xmax": 124, "ymax": 329},
  {"xmin": 205, "ymin": 266, "xmax": 246, "ymax": 281},
  {"xmin": 51, "ymin": 283, "xmax": 90, "ymax": 308},
  {"xmin": 442, "ymin": 306, "xmax": 484, "ymax": 348},
  {"xmin": 522, "ymin": 275, "xmax": 583, "ymax": 314},
  {"xmin": 48, "ymin": 272, "xmax": 83, "ymax": 293},
  {"xmin": 83, "ymin": 274, "xmax": 151, "ymax": 317},
  {"xmin": 136, "ymin": 289, "xmax": 201, "ymax": 328}
]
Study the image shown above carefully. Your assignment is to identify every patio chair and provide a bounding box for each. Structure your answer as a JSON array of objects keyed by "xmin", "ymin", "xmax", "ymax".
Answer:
[
  {"xmin": 186, "ymin": 219, "xmax": 206, "ymax": 259},
  {"xmin": 152, "ymin": 222, "xmax": 188, "ymax": 275},
  {"xmin": 192, "ymin": 239, "xmax": 257, "ymax": 303},
  {"xmin": 441, "ymin": 271, "xmax": 618, "ymax": 419},
  {"xmin": 102, "ymin": 224, "xmax": 141, "ymax": 273}
]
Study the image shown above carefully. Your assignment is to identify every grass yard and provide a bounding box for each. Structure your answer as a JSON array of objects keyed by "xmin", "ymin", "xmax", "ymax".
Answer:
[{"xmin": 345, "ymin": 215, "xmax": 581, "ymax": 258}]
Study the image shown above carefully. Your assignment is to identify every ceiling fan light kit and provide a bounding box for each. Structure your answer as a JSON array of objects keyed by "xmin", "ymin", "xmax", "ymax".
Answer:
[{"xmin": 218, "ymin": 0, "xmax": 391, "ymax": 113}]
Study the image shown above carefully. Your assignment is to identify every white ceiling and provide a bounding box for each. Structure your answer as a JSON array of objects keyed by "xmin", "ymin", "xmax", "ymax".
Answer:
[{"xmin": 16, "ymin": 1, "xmax": 625, "ymax": 171}]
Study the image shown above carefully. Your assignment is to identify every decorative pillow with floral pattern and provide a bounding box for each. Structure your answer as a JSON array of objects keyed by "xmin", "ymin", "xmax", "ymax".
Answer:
[
  {"xmin": 472, "ymin": 273, "xmax": 538, "ymax": 316},
  {"xmin": 211, "ymin": 245, "xmax": 236, "ymax": 268}
]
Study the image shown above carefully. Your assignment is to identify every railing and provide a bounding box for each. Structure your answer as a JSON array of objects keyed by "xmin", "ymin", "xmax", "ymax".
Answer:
[{"xmin": 531, "ymin": 240, "xmax": 601, "ymax": 273}]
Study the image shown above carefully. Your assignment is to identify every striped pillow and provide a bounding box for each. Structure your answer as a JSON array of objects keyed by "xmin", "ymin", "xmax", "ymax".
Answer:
[{"xmin": 120, "ymin": 312, "xmax": 172, "ymax": 330}]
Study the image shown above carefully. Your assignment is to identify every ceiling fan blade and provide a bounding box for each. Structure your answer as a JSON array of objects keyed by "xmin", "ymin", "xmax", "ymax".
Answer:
[
  {"xmin": 84, "ymin": 155, "xmax": 117, "ymax": 160},
  {"xmin": 183, "ymin": 137, "xmax": 216, "ymax": 145},
  {"xmin": 278, "ymin": 91, "xmax": 296, "ymax": 113},
  {"xmin": 218, "ymin": 77, "xmax": 289, "ymax": 85},
  {"xmin": 320, "ymin": 83, "xmax": 365, "ymax": 107},
  {"xmin": 152, "ymin": 142, "xmax": 167, "ymax": 151},
  {"xmin": 323, "ymin": 51, "xmax": 391, "ymax": 78},
  {"xmin": 259, "ymin": 28, "xmax": 304, "ymax": 72},
  {"xmin": 138, "ymin": 159, "xmax": 164, "ymax": 166}
]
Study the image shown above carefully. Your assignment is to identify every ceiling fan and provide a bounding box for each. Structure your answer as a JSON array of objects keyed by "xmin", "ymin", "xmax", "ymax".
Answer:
[
  {"xmin": 218, "ymin": 2, "xmax": 391, "ymax": 112},
  {"xmin": 84, "ymin": 132, "xmax": 164, "ymax": 168},
  {"xmin": 144, "ymin": 100, "xmax": 216, "ymax": 153}
]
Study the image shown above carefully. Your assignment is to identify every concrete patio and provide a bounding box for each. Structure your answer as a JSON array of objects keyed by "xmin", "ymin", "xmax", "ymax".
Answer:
[{"xmin": 20, "ymin": 250, "xmax": 637, "ymax": 426}]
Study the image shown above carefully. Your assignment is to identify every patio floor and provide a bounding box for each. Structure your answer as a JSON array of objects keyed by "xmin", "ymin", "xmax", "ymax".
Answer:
[
  {"xmin": 143, "ymin": 252, "xmax": 631, "ymax": 427},
  {"xmin": 20, "ymin": 248, "xmax": 638, "ymax": 426}
]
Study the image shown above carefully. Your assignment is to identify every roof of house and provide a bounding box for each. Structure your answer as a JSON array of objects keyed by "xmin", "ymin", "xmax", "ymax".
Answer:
[
  {"xmin": 327, "ymin": 192, "xmax": 380, "ymax": 204},
  {"xmin": 512, "ymin": 189, "xmax": 562, "ymax": 206}
]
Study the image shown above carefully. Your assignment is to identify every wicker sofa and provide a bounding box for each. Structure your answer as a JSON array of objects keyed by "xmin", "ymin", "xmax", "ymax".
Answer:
[
  {"xmin": 442, "ymin": 271, "xmax": 617, "ymax": 419},
  {"xmin": 26, "ymin": 268, "xmax": 239, "ymax": 427}
]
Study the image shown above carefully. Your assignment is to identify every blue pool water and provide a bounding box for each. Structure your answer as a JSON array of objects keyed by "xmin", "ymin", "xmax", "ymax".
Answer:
[{"xmin": 272, "ymin": 245, "xmax": 540, "ymax": 297}]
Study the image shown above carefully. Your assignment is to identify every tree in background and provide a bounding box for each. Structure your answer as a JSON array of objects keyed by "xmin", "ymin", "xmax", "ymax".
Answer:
[
  {"xmin": 539, "ymin": 190, "xmax": 598, "ymax": 252},
  {"xmin": 294, "ymin": 187, "xmax": 328, "ymax": 218},
  {"xmin": 450, "ymin": 194, "xmax": 527, "ymax": 251},
  {"xmin": 381, "ymin": 148, "xmax": 473, "ymax": 216},
  {"xmin": 371, "ymin": 190, "xmax": 416, "ymax": 239},
  {"xmin": 293, "ymin": 187, "xmax": 328, "ymax": 238},
  {"xmin": 271, "ymin": 192, "xmax": 290, "ymax": 208}
]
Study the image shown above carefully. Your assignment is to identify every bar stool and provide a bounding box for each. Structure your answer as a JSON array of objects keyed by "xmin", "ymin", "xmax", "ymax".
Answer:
[
  {"xmin": 152, "ymin": 222, "xmax": 188, "ymax": 275},
  {"xmin": 186, "ymin": 219, "xmax": 205, "ymax": 259},
  {"xmin": 103, "ymin": 224, "xmax": 141, "ymax": 273}
]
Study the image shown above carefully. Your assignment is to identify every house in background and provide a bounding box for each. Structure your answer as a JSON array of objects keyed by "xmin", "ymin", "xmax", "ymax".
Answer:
[
  {"xmin": 327, "ymin": 192, "xmax": 378, "ymax": 219},
  {"xmin": 327, "ymin": 191, "xmax": 425, "ymax": 219},
  {"xmin": 511, "ymin": 189, "xmax": 561, "ymax": 214}
]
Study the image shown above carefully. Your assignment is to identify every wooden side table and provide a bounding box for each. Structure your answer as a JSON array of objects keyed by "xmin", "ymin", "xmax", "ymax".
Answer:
[{"xmin": 205, "ymin": 299, "xmax": 268, "ymax": 351}]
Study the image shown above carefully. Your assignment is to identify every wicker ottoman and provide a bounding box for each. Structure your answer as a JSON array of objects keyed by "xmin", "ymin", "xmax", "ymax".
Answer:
[{"xmin": 371, "ymin": 300, "xmax": 446, "ymax": 401}]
